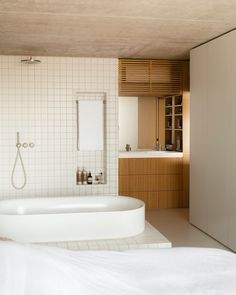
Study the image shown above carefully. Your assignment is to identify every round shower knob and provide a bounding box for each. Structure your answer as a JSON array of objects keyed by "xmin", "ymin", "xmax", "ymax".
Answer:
[
  {"xmin": 16, "ymin": 143, "xmax": 21, "ymax": 148},
  {"xmin": 22, "ymin": 143, "xmax": 28, "ymax": 148},
  {"xmin": 29, "ymin": 143, "xmax": 35, "ymax": 148}
]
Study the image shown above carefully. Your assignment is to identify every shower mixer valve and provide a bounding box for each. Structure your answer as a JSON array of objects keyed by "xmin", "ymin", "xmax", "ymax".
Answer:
[
  {"xmin": 16, "ymin": 142, "xmax": 35, "ymax": 148},
  {"xmin": 11, "ymin": 132, "xmax": 35, "ymax": 190}
]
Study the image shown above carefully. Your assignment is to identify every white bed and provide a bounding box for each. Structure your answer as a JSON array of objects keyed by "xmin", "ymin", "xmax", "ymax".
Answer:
[{"xmin": 0, "ymin": 241, "xmax": 236, "ymax": 295}]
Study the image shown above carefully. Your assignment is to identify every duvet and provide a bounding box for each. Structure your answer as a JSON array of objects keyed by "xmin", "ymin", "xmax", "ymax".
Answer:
[{"xmin": 0, "ymin": 241, "xmax": 236, "ymax": 295}]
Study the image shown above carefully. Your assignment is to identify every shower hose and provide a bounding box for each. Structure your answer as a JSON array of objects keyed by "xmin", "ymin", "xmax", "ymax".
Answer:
[{"xmin": 11, "ymin": 132, "xmax": 27, "ymax": 190}]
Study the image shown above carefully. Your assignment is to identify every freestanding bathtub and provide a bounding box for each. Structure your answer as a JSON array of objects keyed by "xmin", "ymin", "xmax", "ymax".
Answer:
[{"xmin": 0, "ymin": 196, "xmax": 145, "ymax": 243}]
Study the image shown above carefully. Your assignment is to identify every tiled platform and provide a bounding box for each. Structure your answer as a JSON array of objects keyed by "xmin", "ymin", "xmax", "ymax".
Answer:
[{"xmin": 41, "ymin": 221, "xmax": 171, "ymax": 251}]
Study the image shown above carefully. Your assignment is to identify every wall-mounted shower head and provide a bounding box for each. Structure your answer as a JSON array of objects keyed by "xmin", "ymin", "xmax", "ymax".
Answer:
[{"xmin": 21, "ymin": 56, "xmax": 41, "ymax": 64}]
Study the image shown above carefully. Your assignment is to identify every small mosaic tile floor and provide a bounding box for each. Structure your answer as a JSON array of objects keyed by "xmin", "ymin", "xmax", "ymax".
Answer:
[{"xmin": 41, "ymin": 221, "xmax": 171, "ymax": 251}]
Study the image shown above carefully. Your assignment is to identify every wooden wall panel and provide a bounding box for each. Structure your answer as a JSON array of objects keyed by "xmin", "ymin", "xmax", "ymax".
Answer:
[
  {"xmin": 167, "ymin": 191, "xmax": 182, "ymax": 208},
  {"xmin": 158, "ymin": 192, "xmax": 168, "ymax": 208},
  {"xmin": 119, "ymin": 191, "xmax": 130, "ymax": 197},
  {"xmin": 148, "ymin": 192, "xmax": 159, "ymax": 209},
  {"xmin": 138, "ymin": 97, "xmax": 157, "ymax": 149},
  {"xmin": 129, "ymin": 192, "xmax": 149, "ymax": 206}
]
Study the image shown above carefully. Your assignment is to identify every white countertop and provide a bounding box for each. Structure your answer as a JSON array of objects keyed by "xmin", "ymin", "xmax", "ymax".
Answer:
[{"xmin": 119, "ymin": 149, "xmax": 183, "ymax": 158}]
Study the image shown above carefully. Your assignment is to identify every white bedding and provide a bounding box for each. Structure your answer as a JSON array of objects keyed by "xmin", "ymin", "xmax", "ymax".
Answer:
[{"xmin": 0, "ymin": 241, "xmax": 236, "ymax": 295}]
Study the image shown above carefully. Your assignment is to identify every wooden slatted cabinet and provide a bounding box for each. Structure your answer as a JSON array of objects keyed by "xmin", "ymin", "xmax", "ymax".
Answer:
[
  {"xmin": 119, "ymin": 157, "xmax": 183, "ymax": 209},
  {"xmin": 119, "ymin": 59, "xmax": 184, "ymax": 96}
]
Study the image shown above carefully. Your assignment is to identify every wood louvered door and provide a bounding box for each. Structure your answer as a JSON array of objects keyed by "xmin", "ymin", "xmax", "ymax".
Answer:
[
  {"xmin": 119, "ymin": 59, "xmax": 184, "ymax": 96},
  {"xmin": 151, "ymin": 60, "xmax": 183, "ymax": 95},
  {"xmin": 119, "ymin": 59, "xmax": 151, "ymax": 96}
]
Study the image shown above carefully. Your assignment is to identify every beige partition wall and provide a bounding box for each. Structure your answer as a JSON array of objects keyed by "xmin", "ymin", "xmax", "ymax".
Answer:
[{"xmin": 190, "ymin": 30, "xmax": 236, "ymax": 251}]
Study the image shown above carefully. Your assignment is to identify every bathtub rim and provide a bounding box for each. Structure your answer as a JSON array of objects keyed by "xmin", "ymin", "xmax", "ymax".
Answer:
[
  {"xmin": 0, "ymin": 196, "xmax": 145, "ymax": 243},
  {"xmin": 0, "ymin": 196, "xmax": 145, "ymax": 216}
]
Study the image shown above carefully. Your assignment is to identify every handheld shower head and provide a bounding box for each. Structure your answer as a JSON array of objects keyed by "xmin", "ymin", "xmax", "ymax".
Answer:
[{"xmin": 21, "ymin": 56, "xmax": 41, "ymax": 64}]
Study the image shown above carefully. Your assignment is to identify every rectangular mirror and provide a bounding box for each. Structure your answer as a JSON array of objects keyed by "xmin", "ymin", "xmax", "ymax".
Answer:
[
  {"xmin": 119, "ymin": 95, "xmax": 183, "ymax": 151},
  {"xmin": 119, "ymin": 96, "xmax": 158, "ymax": 150},
  {"xmin": 77, "ymin": 100, "xmax": 104, "ymax": 151}
]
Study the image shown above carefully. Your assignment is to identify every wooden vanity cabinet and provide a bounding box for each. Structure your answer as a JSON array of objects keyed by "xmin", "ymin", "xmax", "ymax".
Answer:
[{"xmin": 119, "ymin": 157, "xmax": 184, "ymax": 209}]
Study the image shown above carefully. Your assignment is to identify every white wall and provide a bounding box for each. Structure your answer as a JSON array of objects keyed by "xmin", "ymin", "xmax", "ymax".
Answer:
[
  {"xmin": 190, "ymin": 30, "xmax": 236, "ymax": 251},
  {"xmin": 119, "ymin": 97, "xmax": 138, "ymax": 150},
  {"xmin": 0, "ymin": 56, "xmax": 118, "ymax": 199}
]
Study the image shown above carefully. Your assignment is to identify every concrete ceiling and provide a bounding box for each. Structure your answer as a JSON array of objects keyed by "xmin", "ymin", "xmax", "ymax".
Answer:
[{"xmin": 0, "ymin": 0, "xmax": 236, "ymax": 59}]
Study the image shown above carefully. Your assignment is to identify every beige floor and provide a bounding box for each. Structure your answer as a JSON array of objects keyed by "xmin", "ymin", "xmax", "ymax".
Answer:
[{"xmin": 146, "ymin": 208, "xmax": 230, "ymax": 251}]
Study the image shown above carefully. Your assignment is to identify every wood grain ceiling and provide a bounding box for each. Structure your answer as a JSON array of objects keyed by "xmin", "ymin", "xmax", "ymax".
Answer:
[{"xmin": 0, "ymin": 0, "xmax": 236, "ymax": 59}]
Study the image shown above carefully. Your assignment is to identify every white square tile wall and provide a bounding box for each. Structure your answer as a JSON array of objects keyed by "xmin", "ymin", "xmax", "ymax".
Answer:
[{"xmin": 0, "ymin": 56, "xmax": 118, "ymax": 199}]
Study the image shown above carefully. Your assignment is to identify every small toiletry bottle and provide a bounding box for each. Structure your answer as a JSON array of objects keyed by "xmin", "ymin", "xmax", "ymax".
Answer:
[
  {"xmin": 76, "ymin": 168, "xmax": 81, "ymax": 185},
  {"xmin": 81, "ymin": 169, "xmax": 84, "ymax": 184},
  {"xmin": 99, "ymin": 172, "xmax": 103, "ymax": 184},
  {"xmin": 84, "ymin": 170, "xmax": 88, "ymax": 184},
  {"xmin": 177, "ymin": 118, "xmax": 182, "ymax": 129},
  {"xmin": 81, "ymin": 168, "xmax": 88, "ymax": 185},
  {"xmin": 156, "ymin": 138, "xmax": 160, "ymax": 151},
  {"xmin": 95, "ymin": 172, "xmax": 103, "ymax": 184},
  {"xmin": 87, "ymin": 171, "xmax": 93, "ymax": 185},
  {"xmin": 176, "ymin": 136, "xmax": 181, "ymax": 151},
  {"xmin": 95, "ymin": 173, "xmax": 100, "ymax": 184}
]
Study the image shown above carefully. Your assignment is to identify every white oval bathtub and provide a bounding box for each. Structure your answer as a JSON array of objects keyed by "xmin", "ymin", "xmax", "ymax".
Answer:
[{"xmin": 0, "ymin": 196, "xmax": 145, "ymax": 243}]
